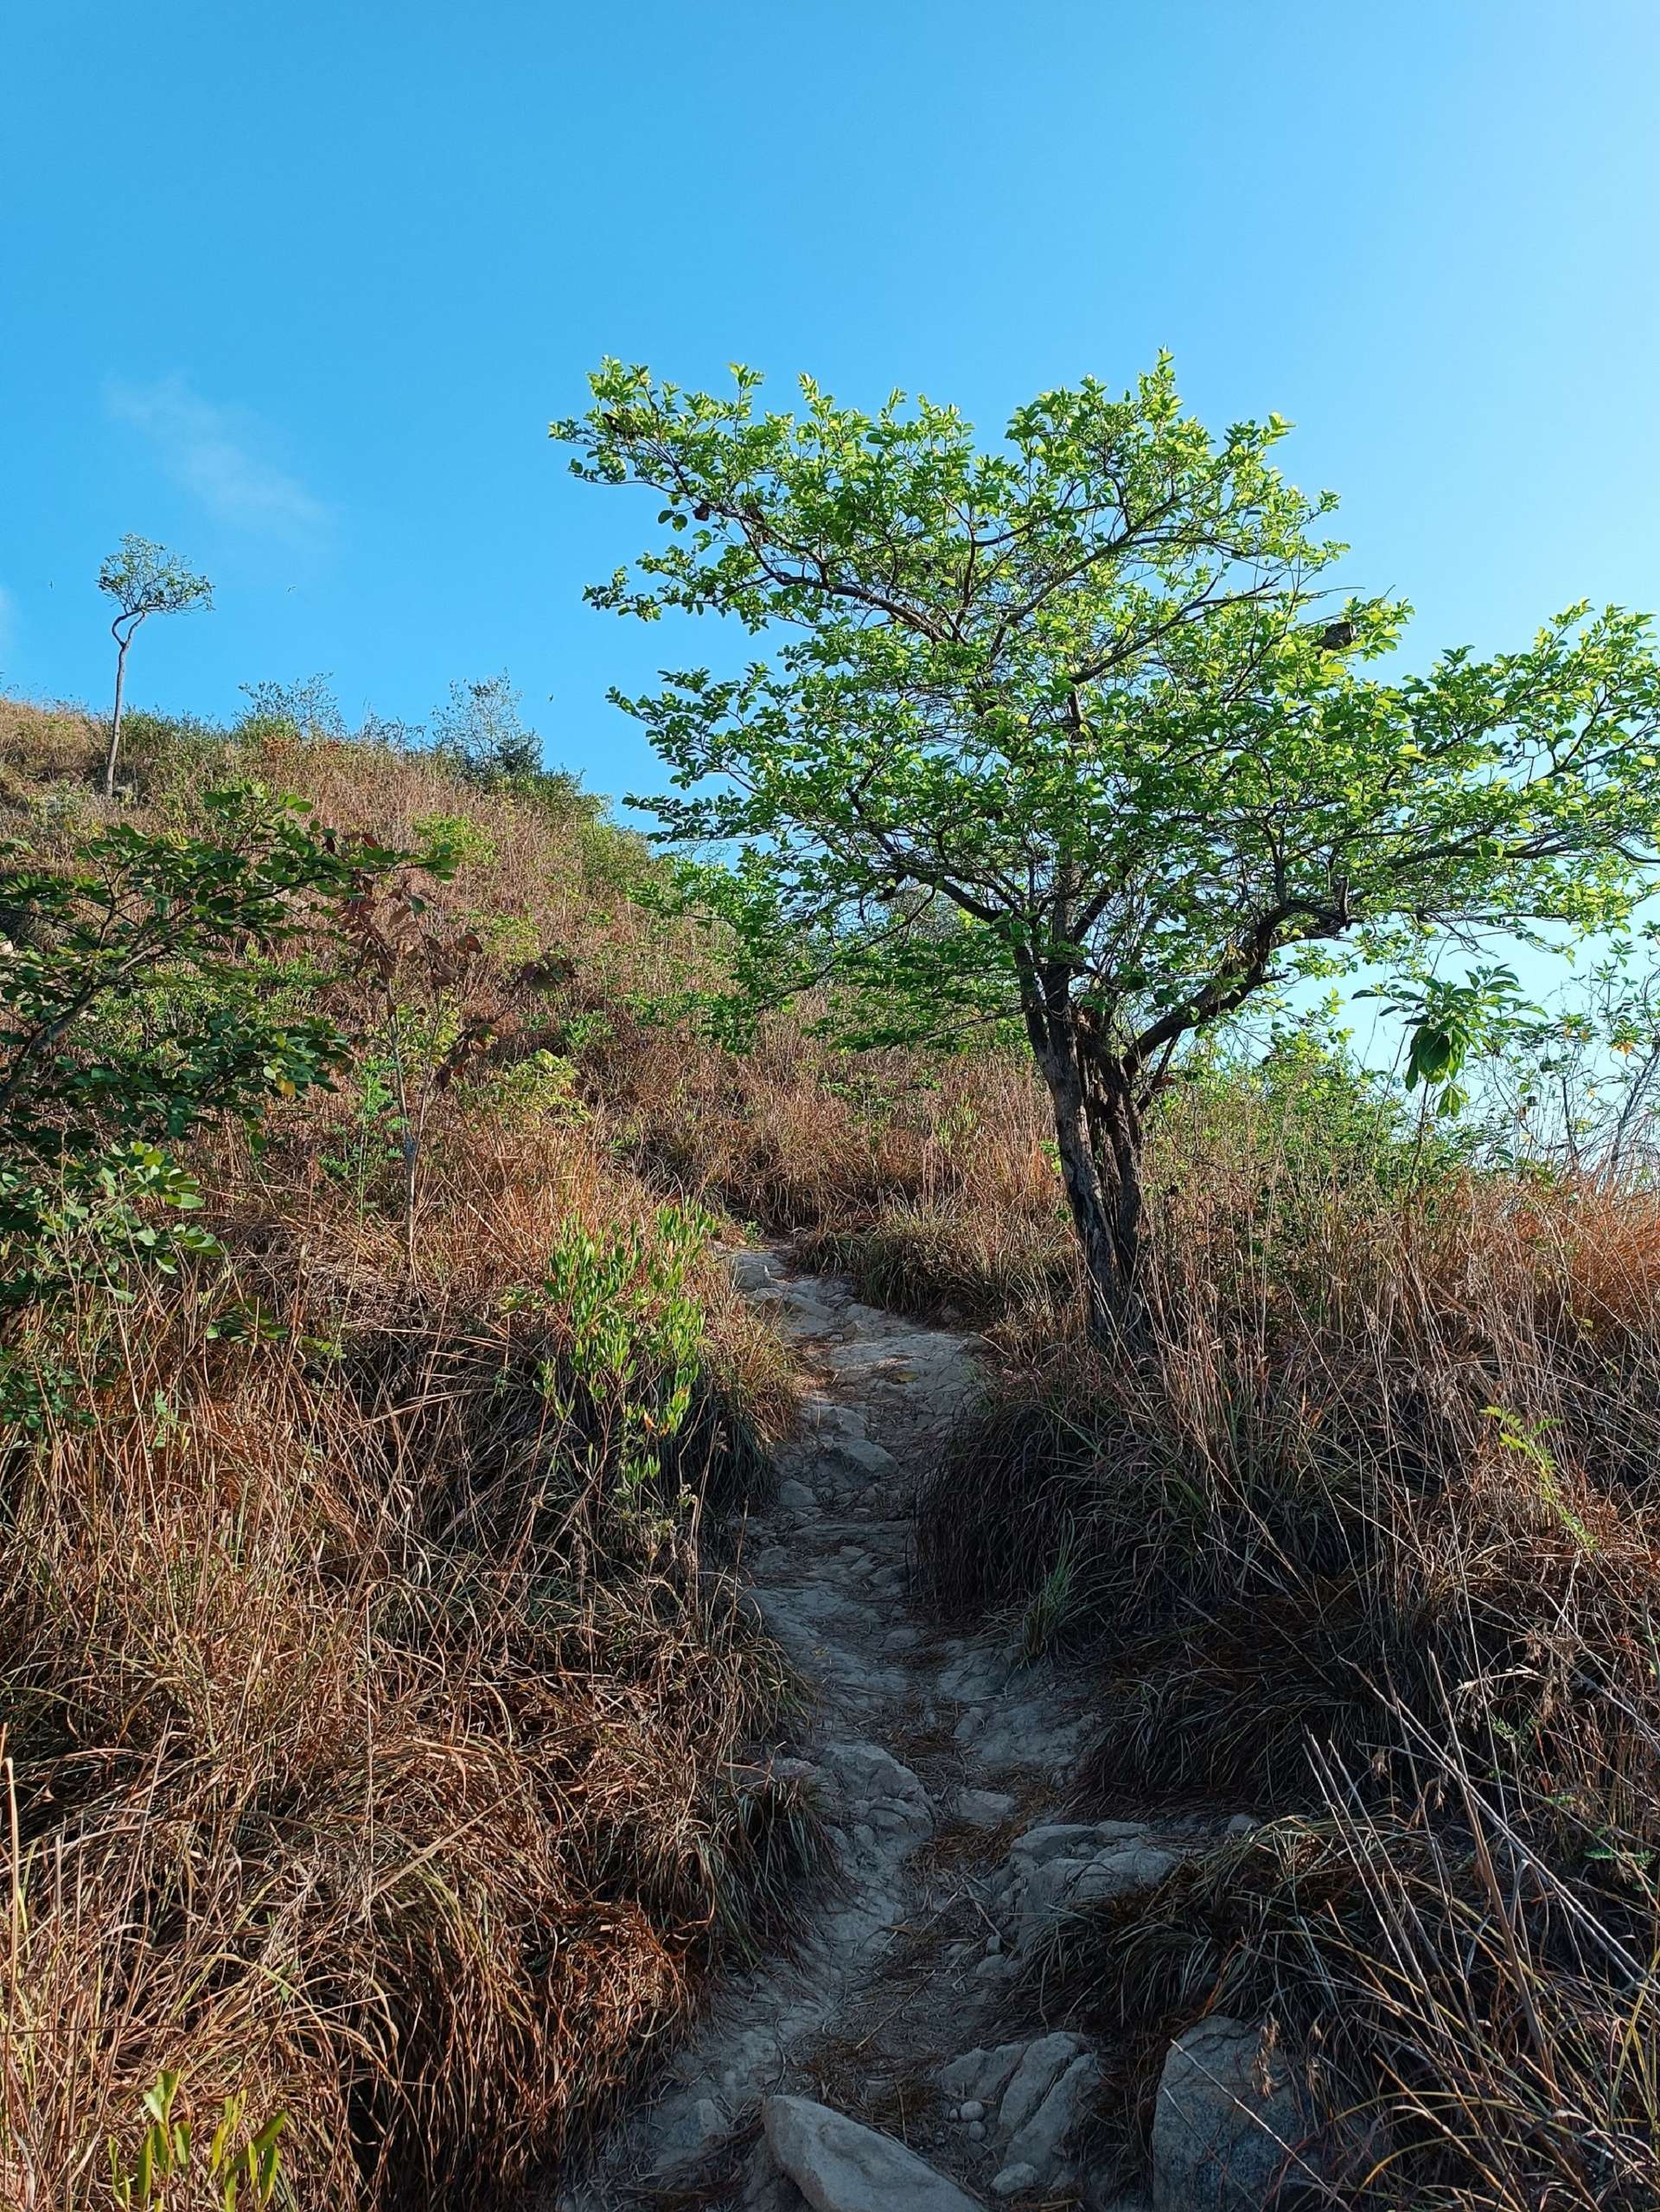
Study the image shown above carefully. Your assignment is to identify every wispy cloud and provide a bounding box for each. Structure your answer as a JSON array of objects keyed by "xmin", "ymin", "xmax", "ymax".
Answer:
[{"xmin": 107, "ymin": 375, "xmax": 329, "ymax": 542}]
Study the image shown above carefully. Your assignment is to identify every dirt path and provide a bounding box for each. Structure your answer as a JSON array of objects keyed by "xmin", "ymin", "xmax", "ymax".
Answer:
[{"xmin": 553, "ymin": 1247, "xmax": 1159, "ymax": 2211}]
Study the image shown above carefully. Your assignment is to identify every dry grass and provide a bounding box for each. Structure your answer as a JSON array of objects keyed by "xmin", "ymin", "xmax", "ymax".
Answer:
[
  {"xmin": 595, "ymin": 1013, "xmax": 1068, "ymax": 1317},
  {"xmin": 0, "ymin": 1098, "xmax": 824, "ymax": 2207},
  {"xmin": 11, "ymin": 696, "xmax": 1660, "ymax": 2205},
  {"xmin": 918, "ymin": 1088, "xmax": 1660, "ymax": 2207},
  {"xmin": 0, "ymin": 701, "xmax": 827, "ymax": 2206}
]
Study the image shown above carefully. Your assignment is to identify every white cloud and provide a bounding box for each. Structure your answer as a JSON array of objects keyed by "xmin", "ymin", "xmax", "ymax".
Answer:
[{"xmin": 107, "ymin": 375, "xmax": 329, "ymax": 541}]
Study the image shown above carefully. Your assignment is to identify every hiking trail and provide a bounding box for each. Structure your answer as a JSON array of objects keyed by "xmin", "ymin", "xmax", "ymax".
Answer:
[{"xmin": 550, "ymin": 1246, "xmax": 1232, "ymax": 2212}]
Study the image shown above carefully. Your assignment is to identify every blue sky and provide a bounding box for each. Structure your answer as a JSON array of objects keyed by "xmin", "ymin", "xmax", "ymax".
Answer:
[{"xmin": 4, "ymin": 1, "xmax": 1658, "ymax": 813}]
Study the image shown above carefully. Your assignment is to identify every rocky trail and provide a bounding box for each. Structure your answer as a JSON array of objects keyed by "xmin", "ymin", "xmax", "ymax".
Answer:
[{"xmin": 551, "ymin": 1249, "xmax": 1299, "ymax": 2212}]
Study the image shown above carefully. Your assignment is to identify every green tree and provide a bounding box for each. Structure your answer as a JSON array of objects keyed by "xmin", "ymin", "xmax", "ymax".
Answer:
[
  {"xmin": 0, "ymin": 787, "xmax": 423, "ymax": 1321},
  {"xmin": 238, "ymin": 671, "xmax": 348, "ymax": 741},
  {"xmin": 98, "ymin": 535, "xmax": 214, "ymax": 797},
  {"xmin": 558, "ymin": 358, "xmax": 1660, "ymax": 1342},
  {"xmin": 429, "ymin": 672, "xmax": 540, "ymax": 784}
]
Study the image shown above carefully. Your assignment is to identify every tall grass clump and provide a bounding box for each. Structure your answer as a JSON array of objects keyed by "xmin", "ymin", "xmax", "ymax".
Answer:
[
  {"xmin": 921, "ymin": 1049, "xmax": 1660, "ymax": 2205},
  {"xmin": 596, "ymin": 1014, "xmax": 1070, "ymax": 1318}
]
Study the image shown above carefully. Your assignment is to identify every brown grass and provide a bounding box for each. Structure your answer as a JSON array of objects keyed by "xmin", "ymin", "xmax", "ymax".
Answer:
[
  {"xmin": 0, "ymin": 701, "xmax": 829, "ymax": 2205},
  {"xmin": 0, "ymin": 1092, "xmax": 827, "ymax": 2206},
  {"xmin": 593, "ymin": 1012, "xmax": 1068, "ymax": 1317},
  {"xmin": 11, "ymin": 696, "xmax": 1660, "ymax": 2206},
  {"xmin": 919, "ymin": 1091, "xmax": 1660, "ymax": 2206}
]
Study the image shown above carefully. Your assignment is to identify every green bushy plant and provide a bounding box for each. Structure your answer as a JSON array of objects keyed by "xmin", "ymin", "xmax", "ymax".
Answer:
[
  {"xmin": 523, "ymin": 1202, "xmax": 718, "ymax": 1514},
  {"xmin": 106, "ymin": 2072, "xmax": 288, "ymax": 2211},
  {"xmin": 0, "ymin": 787, "xmax": 426, "ymax": 1413}
]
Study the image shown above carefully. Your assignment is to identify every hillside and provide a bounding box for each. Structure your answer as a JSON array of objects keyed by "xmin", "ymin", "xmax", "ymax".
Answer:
[
  {"xmin": 3, "ymin": 694, "xmax": 1660, "ymax": 2210},
  {"xmin": 0, "ymin": 698, "xmax": 816, "ymax": 2204}
]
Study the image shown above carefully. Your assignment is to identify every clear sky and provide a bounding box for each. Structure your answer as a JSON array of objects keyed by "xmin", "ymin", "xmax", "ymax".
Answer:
[{"xmin": 4, "ymin": 1, "xmax": 1658, "ymax": 809}]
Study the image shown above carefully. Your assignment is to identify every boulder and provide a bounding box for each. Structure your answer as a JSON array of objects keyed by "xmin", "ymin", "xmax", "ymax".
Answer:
[
  {"xmin": 1074, "ymin": 1843, "xmax": 1177, "ymax": 1903},
  {"xmin": 1012, "ymin": 1839, "xmax": 1178, "ymax": 1954},
  {"xmin": 761, "ymin": 2096, "xmax": 985, "ymax": 2212},
  {"xmin": 819, "ymin": 1741, "xmax": 934, "ymax": 1845},
  {"xmin": 1151, "ymin": 2018, "xmax": 1312, "ymax": 2211}
]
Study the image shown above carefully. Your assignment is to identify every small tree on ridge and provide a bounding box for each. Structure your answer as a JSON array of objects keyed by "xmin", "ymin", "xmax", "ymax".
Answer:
[
  {"xmin": 98, "ymin": 535, "xmax": 214, "ymax": 797},
  {"xmin": 430, "ymin": 673, "xmax": 540, "ymax": 785},
  {"xmin": 558, "ymin": 359, "xmax": 1660, "ymax": 1345}
]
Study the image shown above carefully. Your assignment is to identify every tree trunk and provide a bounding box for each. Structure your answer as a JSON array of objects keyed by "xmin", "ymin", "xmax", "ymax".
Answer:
[
  {"xmin": 1037, "ymin": 1037, "xmax": 1148, "ymax": 1351},
  {"xmin": 103, "ymin": 631, "xmax": 131, "ymax": 799}
]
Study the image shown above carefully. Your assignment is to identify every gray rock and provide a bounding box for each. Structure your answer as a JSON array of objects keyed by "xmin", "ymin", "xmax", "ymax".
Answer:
[
  {"xmin": 957, "ymin": 2100, "xmax": 986, "ymax": 2121},
  {"xmin": 777, "ymin": 1478, "xmax": 818, "ymax": 1510},
  {"xmin": 1011, "ymin": 1819, "xmax": 1150, "ymax": 1862},
  {"xmin": 743, "ymin": 2137, "xmax": 810, "ymax": 2209},
  {"xmin": 805, "ymin": 1401, "xmax": 866, "ymax": 1439},
  {"xmin": 731, "ymin": 1250, "xmax": 782, "ymax": 1293},
  {"xmin": 688, "ymin": 2095, "xmax": 725, "ymax": 2149},
  {"xmin": 939, "ymin": 2042, "xmax": 1027, "ymax": 2104},
  {"xmin": 641, "ymin": 2087, "xmax": 730, "ymax": 2166},
  {"xmin": 820, "ymin": 1742, "xmax": 933, "ymax": 1842},
  {"xmin": 1004, "ymin": 2051, "xmax": 1101, "ymax": 2183},
  {"xmin": 828, "ymin": 1435, "xmax": 899, "ymax": 1477},
  {"xmin": 991, "ymin": 2166, "xmax": 1038, "ymax": 2198},
  {"xmin": 955, "ymin": 1787, "xmax": 1018, "ymax": 1828},
  {"xmin": 1071, "ymin": 1843, "xmax": 1178, "ymax": 1907},
  {"xmin": 769, "ymin": 1756, "xmax": 820, "ymax": 1786},
  {"xmin": 1009, "ymin": 1822, "xmax": 1107, "ymax": 1866},
  {"xmin": 1012, "ymin": 1854, "xmax": 1092, "ymax": 1946},
  {"xmin": 762, "ymin": 2095, "xmax": 985, "ymax": 2212},
  {"xmin": 1152, "ymin": 2018, "xmax": 1312, "ymax": 2211},
  {"xmin": 1014, "ymin": 1841, "xmax": 1178, "ymax": 1953},
  {"xmin": 999, "ymin": 2032, "xmax": 1089, "ymax": 2135}
]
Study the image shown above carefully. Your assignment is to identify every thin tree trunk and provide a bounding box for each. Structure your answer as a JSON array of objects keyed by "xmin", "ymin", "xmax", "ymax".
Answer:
[
  {"xmin": 103, "ymin": 630, "xmax": 132, "ymax": 799},
  {"xmin": 1038, "ymin": 1040, "xmax": 1148, "ymax": 1351},
  {"xmin": 1085, "ymin": 1049, "xmax": 1147, "ymax": 1318},
  {"xmin": 384, "ymin": 998, "xmax": 419, "ymax": 1278}
]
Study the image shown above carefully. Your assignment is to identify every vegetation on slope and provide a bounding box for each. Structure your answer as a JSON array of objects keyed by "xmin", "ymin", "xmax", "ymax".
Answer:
[
  {"xmin": 552, "ymin": 348, "xmax": 1660, "ymax": 2207},
  {"xmin": 6, "ymin": 678, "xmax": 1660, "ymax": 2209},
  {"xmin": 0, "ymin": 698, "xmax": 818, "ymax": 2208},
  {"xmin": 917, "ymin": 1059, "xmax": 1660, "ymax": 2208},
  {"xmin": 559, "ymin": 356, "xmax": 1660, "ymax": 1346}
]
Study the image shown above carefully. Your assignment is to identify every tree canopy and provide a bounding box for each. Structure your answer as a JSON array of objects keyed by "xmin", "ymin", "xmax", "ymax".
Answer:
[
  {"xmin": 98, "ymin": 535, "xmax": 214, "ymax": 627},
  {"xmin": 558, "ymin": 357, "xmax": 1660, "ymax": 1335}
]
